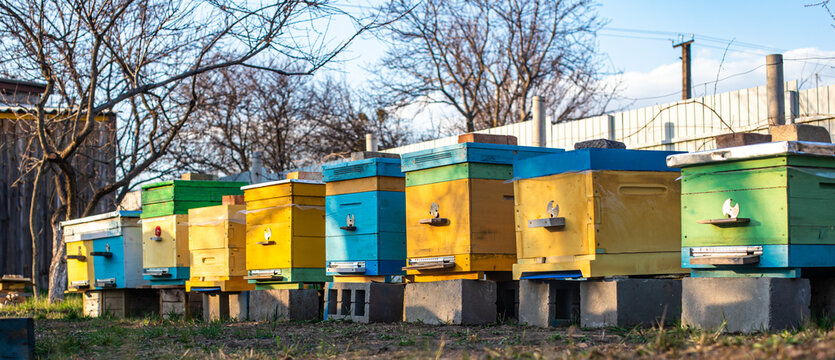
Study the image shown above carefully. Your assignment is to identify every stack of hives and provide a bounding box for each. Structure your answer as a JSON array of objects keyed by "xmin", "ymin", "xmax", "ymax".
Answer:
[{"xmin": 321, "ymin": 152, "xmax": 407, "ymax": 322}]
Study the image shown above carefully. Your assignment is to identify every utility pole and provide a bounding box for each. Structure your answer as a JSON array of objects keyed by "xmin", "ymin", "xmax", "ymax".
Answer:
[{"xmin": 673, "ymin": 35, "xmax": 694, "ymax": 100}]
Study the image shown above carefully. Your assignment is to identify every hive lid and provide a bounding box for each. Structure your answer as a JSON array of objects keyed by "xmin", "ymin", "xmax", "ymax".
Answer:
[
  {"xmin": 401, "ymin": 142, "xmax": 563, "ymax": 172},
  {"xmin": 60, "ymin": 210, "xmax": 141, "ymax": 228},
  {"xmin": 666, "ymin": 141, "xmax": 835, "ymax": 168},
  {"xmin": 240, "ymin": 178, "xmax": 324, "ymax": 190},
  {"xmin": 322, "ymin": 157, "xmax": 404, "ymax": 182},
  {"xmin": 513, "ymin": 148, "xmax": 681, "ymax": 180}
]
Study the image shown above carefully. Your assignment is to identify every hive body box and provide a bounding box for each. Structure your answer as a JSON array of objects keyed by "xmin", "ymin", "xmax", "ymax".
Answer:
[
  {"xmin": 185, "ymin": 204, "xmax": 254, "ymax": 292},
  {"xmin": 512, "ymin": 149, "xmax": 686, "ymax": 279},
  {"xmin": 141, "ymin": 180, "xmax": 247, "ymax": 285},
  {"xmin": 64, "ymin": 211, "xmax": 145, "ymax": 291},
  {"xmin": 667, "ymin": 141, "xmax": 835, "ymax": 278},
  {"xmin": 243, "ymin": 179, "xmax": 330, "ymax": 289},
  {"xmin": 323, "ymin": 157, "xmax": 406, "ymax": 280},
  {"xmin": 401, "ymin": 142, "xmax": 563, "ymax": 281}
]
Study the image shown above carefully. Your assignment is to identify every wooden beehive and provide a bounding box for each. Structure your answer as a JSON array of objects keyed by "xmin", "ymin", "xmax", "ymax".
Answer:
[
  {"xmin": 401, "ymin": 142, "xmax": 562, "ymax": 282},
  {"xmin": 242, "ymin": 179, "xmax": 329, "ymax": 289},
  {"xmin": 140, "ymin": 180, "xmax": 248, "ymax": 285},
  {"xmin": 185, "ymin": 204, "xmax": 253, "ymax": 292},
  {"xmin": 668, "ymin": 141, "xmax": 835, "ymax": 278},
  {"xmin": 323, "ymin": 157, "xmax": 406, "ymax": 281},
  {"xmin": 63, "ymin": 211, "xmax": 145, "ymax": 291},
  {"xmin": 512, "ymin": 149, "xmax": 686, "ymax": 280}
]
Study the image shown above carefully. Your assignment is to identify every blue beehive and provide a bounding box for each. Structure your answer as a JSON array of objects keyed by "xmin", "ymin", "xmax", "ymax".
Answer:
[
  {"xmin": 62, "ymin": 211, "xmax": 146, "ymax": 289},
  {"xmin": 323, "ymin": 157, "xmax": 406, "ymax": 279}
]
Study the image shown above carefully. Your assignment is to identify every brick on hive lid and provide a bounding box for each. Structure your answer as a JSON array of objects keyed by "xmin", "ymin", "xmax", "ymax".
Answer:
[
  {"xmin": 181, "ymin": 173, "xmax": 218, "ymax": 181},
  {"xmin": 574, "ymin": 138, "xmax": 626, "ymax": 149},
  {"xmin": 350, "ymin": 151, "xmax": 400, "ymax": 161},
  {"xmin": 221, "ymin": 195, "xmax": 245, "ymax": 205},
  {"xmin": 286, "ymin": 171, "xmax": 322, "ymax": 181},
  {"xmin": 457, "ymin": 133, "xmax": 518, "ymax": 145},
  {"xmin": 769, "ymin": 124, "xmax": 831, "ymax": 143},
  {"xmin": 714, "ymin": 132, "xmax": 772, "ymax": 148}
]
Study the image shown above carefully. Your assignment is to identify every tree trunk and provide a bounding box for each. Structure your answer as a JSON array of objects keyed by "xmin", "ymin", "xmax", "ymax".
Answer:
[
  {"xmin": 28, "ymin": 164, "xmax": 43, "ymax": 300},
  {"xmin": 47, "ymin": 211, "xmax": 66, "ymax": 303}
]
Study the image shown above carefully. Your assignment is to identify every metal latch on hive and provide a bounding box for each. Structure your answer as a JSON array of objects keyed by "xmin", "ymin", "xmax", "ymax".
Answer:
[
  {"xmin": 402, "ymin": 256, "xmax": 455, "ymax": 271},
  {"xmin": 528, "ymin": 201, "xmax": 566, "ymax": 229},
  {"xmin": 244, "ymin": 269, "xmax": 283, "ymax": 281},
  {"xmin": 340, "ymin": 214, "xmax": 357, "ymax": 231},
  {"xmin": 327, "ymin": 261, "xmax": 366, "ymax": 273},
  {"xmin": 689, "ymin": 246, "xmax": 763, "ymax": 265}
]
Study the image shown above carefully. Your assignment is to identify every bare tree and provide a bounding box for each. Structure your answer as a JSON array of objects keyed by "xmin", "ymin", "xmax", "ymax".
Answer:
[
  {"xmin": 378, "ymin": 0, "xmax": 617, "ymax": 133},
  {"xmin": 165, "ymin": 74, "xmax": 413, "ymax": 175},
  {"xmin": 302, "ymin": 77, "xmax": 413, "ymax": 161},
  {"xmin": 163, "ymin": 60, "xmax": 314, "ymax": 175},
  {"xmin": 0, "ymin": 0, "xmax": 389, "ymax": 302}
]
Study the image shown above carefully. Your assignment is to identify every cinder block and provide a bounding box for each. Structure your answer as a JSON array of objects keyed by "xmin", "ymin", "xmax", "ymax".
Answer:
[
  {"xmin": 457, "ymin": 133, "xmax": 518, "ymax": 145},
  {"xmin": 324, "ymin": 282, "xmax": 404, "ymax": 323},
  {"xmin": 249, "ymin": 289, "xmax": 320, "ymax": 321},
  {"xmin": 770, "ymin": 124, "xmax": 831, "ymax": 143},
  {"xmin": 159, "ymin": 288, "xmax": 202, "ymax": 319},
  {"xmin": 573, "ymin": 138, "xmax": 626, "ymax": 149},
  {"xmin": 83, "ymin": 289, "xmax": 159, "ymax": 318},
  {"xmin": 0, "ymin": 318, "xmax": 34, "ymax": 360},
  {"xmin": 201, "ymin": 291, "xmax": 250, "ymax": 321},
  {"xmin": 580, "ymin": 279, "xmax": 681, "ymax": 328},
  {"xmin": 350, "ymin": 151, "xmax": 400, "ymax": 161},
  {"xmin": 714, "ymin": 132, "xmax": 772, "ymax": 148},
  {"xmin": 229, "ymin": 291, "xmax": 249, "ymax": 320},
  {"xmin": 404, "ymin": 279, "xmax": 496, "ymax": 325},
  {"xmin": 518, "ymin": 280, "xmax": 580, "ymax": 327},
  {"xmin": 682, "ymin": 277, "xmax": 810, "ymax": 333}
]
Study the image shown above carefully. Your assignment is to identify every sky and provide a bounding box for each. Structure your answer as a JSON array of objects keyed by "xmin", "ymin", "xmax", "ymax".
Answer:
[{"xmin": 322, "ymin": 0, "xmax": 835, "ymax": 121}]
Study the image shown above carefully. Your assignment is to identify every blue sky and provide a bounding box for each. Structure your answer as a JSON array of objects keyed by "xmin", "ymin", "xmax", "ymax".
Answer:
[{"xmin": 324, "ymin": 0, "xmax": 835, "ymax": 115}]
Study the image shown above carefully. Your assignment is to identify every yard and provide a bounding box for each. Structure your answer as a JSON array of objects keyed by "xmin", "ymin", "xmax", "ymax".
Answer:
[{"xmin": 3, "ymin": 295, "xmax": 835, "ymax": 359}]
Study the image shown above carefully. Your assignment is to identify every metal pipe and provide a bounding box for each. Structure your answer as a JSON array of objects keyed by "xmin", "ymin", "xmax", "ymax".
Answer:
[
  {"xmin": 531, "ymin": 96, "xmax": 545, "ymax": 147},
  {"xmin": 365, "ymin": 133, "xmax": 378, "ymax": 152},
  {"xmin": 766, "ymin": 54, "xmax": 785, "ymax": 126}
]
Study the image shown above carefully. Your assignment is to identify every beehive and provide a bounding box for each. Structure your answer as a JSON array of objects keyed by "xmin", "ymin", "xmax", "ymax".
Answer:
[
  {"xmin": 667, "ymin": 141, "xmax": 835, "ymax": 278},
  {"xmin": 512, "ymin": 149, "xmax": 685, "ymax": 280},
  {"xmin": 323, "ymin": 157, "xmax": 405, "ymax": 281},
  {"xmin": 141, "ymin": 180, "xmax": 247, "ymax": 285},
  {"xmin": 63, "ymin": 211, "xmax": 145, "ymax": 291},
  {"xmin": 401, "ymin": 142, "xmax": 562, "ymax": 281},
  {"xmin": 185, "ymin": 203, "xmax": 254, "ymax": 292},
  {"xmin": 242, "ymin": 179, "xmax": 329, "ymax": 289}
]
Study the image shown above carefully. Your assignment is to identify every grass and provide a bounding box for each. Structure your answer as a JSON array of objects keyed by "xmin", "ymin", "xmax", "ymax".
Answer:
[{"xmin": 3, "ymin": 296, "xmax": 835, "ymax": 359}]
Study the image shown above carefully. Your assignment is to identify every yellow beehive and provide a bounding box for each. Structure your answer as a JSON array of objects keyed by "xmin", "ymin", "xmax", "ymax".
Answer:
[
  {"xmin": 141, "ymin": 214, "xmax": 189, "ymax": 269},
  {"xmin": 186, "ymin": 204, "xmax": 253, "ymax": 292},
  {"xmin": 404, "ymin": 178, "xmax": 517, "ymax": 281},
  {"xmin": 243, "ymin": 179, "xmax": 329, "ymax": 286},
  {"xmin": 512, "ymin": 149, "xmax": 686, "ymax": 279}
]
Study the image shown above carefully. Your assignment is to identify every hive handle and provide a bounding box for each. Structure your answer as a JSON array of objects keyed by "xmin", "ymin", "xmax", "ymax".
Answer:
[
  {"xmin": 90, "ymin": 251, "xmax": 113, "ymax": 258},
  {"xmin": 697, "ymin": 218, "xmax": 750, "ymax": 226},
  {"xmin": 419, "ymin": 218, "xmax": 449, "ymax": 226},
  {"xmin": 527, "ymin": 217, "xmax": 566, "ymax": 229},
  {"xmin": 339, "ymin": 225, "xmax": 357, "ymax": 231},
  {"xmin": 256, "ymin": 240, "xmax": 276, "ymax": 245},
  {"xmin": 67, "ymin": 255, "xmax": 86, "ymax": 261}
]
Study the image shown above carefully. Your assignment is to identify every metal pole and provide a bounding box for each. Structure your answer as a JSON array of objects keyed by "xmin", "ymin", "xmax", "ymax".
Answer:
[
  {"xmin": 250, "ymin": 151, "xmax": 263, "ymax": 183},
  {"xmin": 531, "ymin": 96, "xmax": 545, "ymax": 147},
  {"xmin": 365, "ymin": 133, "xmax": 378, "ymax": 152},
  {"xmin": 766, "ymin": 54, "xmax": 785, "ymax": 126}
]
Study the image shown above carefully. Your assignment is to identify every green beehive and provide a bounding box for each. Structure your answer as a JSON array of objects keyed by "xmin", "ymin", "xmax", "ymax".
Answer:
[
  {"xmin": 667, "ymin": 141, "xmax": 835, "ymax": 278},
  {"xmin": 140, "ymin": 180, "xmax": 248, "ymax": 218}
]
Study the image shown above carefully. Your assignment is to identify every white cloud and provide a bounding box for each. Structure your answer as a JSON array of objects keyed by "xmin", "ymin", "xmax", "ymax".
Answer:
[{"xmin": 606, "ymin": 47, "xmax": 835, "ymax": 110}]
